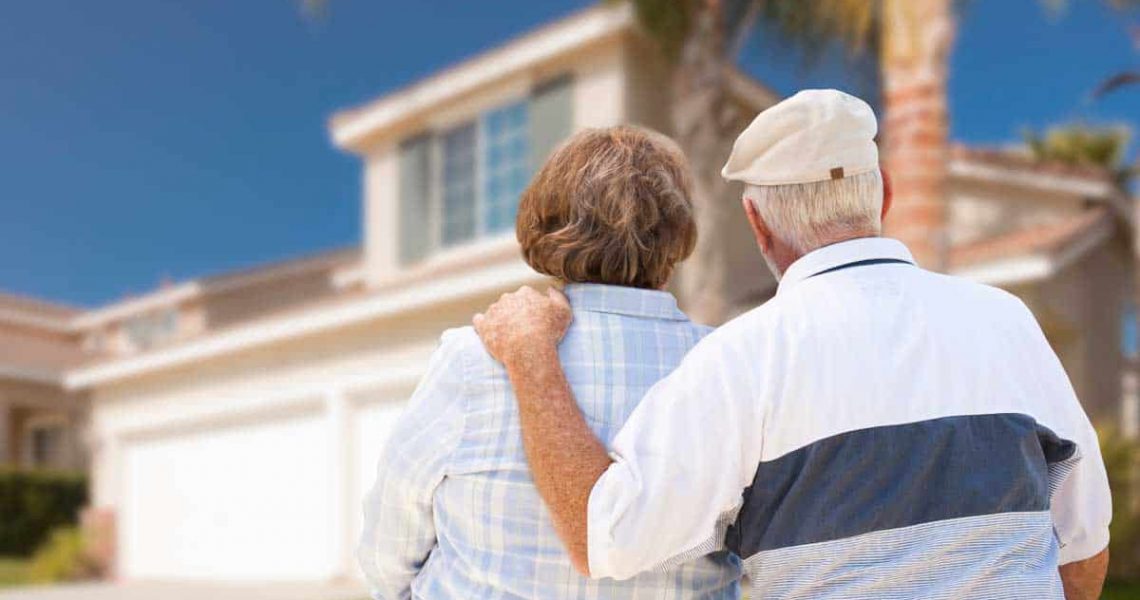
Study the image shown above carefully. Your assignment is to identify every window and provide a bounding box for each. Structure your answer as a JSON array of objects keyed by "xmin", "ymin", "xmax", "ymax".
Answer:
[
  {"xmin": 31, "ymin": 427, "xmax": 64, "ymax": 467},
  {"xmin": 1123, "ymin": 302, "xmax": 1138, "ymax": 359},
  {"xmin": 397, "ymin": 75, "xmax": 573, "ymax": 264},
  {"xmin": 398, "ymin": 135, "xmax": 433, "ymax": 265},
  {"xmin": 22, "ymin": 420, "xmax": 66, "ymax": 470},
  {"xmin": 124, "ymin": 308, "xmax": 179, "ymax": 351},
  {"xmin": 441, "ymin": 122, "xmax": 478, "ymax": 245},
  {"xmin": 482, "ymin": 102, "xmax": 531, "ymax": 234}
]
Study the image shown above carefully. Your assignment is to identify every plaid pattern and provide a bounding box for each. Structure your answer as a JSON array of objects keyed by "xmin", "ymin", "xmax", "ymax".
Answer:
[{"xmin": 358, "ymin": 283, "xmax": 742, "ymax": 600}]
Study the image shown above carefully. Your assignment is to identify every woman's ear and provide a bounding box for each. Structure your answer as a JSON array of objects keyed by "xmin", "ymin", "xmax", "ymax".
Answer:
[{"xmin": 742, "ymin": 196, "xmax": 772, "ymax": 253}]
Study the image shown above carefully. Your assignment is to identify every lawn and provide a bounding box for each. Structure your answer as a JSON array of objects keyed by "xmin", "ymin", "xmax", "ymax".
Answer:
[
  {"xmin": 1103, "ymin": 581, "xmax": 1140, "ymax": 600},
  {"xmin": 0, "ymin": 557, "xmax": 30, "ymax": 588}
]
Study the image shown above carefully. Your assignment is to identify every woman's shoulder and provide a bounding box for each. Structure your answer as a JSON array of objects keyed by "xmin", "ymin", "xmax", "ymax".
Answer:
[
  {"xmin": 438, "ymin": 325, "xmax": 487, "ymax": 359},
  {"xmin": 437, "ymin": 326, "xmax": 502, "ymax": 374}
]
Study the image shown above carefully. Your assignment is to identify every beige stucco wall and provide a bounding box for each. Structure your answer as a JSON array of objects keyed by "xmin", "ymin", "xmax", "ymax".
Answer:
[
  {"xmin": 1014, "ymin": 235, "xmax": 1133, "ymax": 424},
  {"xmin": 86, "ymin": 273, "xmax": 552, "ymax": 580},
  {"xmin": 947, "ymin": 170, "xmax": 1132, "ymax": 425},
  {"xmin": 358, "ymin": 36, "xmax": 629, "ymax": 287},
  {"xmin": 948, "ymin": 177, "xmax": 1091, "ymax": 248},
  {"xmin": 203, "ymin": 268, "xmax": 342, "ymax": 330},
  {"xmin": 621, "ymin": 33, "xmax": 672, "ymax": 135},
  {"xmin": 0, "ymin": 378, "xmax": 87, "ymax": 470}
]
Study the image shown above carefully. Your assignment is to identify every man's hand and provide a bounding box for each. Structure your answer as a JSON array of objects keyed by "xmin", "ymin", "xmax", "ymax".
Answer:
[
  {"xmin": 471, "ymin": 284, "xmax": 609, "ymax": 576},
  {"xmin": 1059, "ymin": 547, "xmax": 1109, "ymax": 600},
  {"xmin": 474, "ymin": 285, "xmax": 572, "ymax": 366}
]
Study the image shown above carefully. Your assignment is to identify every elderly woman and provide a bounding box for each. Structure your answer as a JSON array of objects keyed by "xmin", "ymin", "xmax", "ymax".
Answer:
[{"xmin": 357, "ymin": 126, "xmax": 741, "ymax": 599}]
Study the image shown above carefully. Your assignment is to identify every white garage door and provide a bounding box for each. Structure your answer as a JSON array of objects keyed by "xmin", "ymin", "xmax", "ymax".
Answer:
[
  {"xmin": 351, "ymin": 398, "xmax": 406, "ymax": 560},
  {"xmin": 122, "ymin": 412, "xmax": 334, "ymax": 581}
]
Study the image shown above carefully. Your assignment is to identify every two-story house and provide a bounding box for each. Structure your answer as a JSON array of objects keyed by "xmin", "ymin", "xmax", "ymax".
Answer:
[
  {"xmin": 64, "ymin": 4, "xmax": 777, "ymax": 583},
  {"xmin": 0, "ymin": 1, "xmax": 1132, "ymax": 587}
]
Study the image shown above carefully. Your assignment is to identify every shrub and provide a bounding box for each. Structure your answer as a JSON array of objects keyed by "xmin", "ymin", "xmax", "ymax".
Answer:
[
  {"xmin": 27, "ymin": 528, "xmax": 100, "ymax": 584},
  {"xmin": 0, "ymin": 470, "xmax": 87, "ymax": 557},
  {"xmin": 1101, "ymin": 428, "xmax": 1140, "ymax": 581}
]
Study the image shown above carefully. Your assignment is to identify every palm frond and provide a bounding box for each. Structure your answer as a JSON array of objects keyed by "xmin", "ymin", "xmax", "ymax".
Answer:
[
  {"xmin": 750, "ymin": 0, "xmax": 882, "ymax": 63},
  {"xmin": 301, "ymin": 0, "xmax": 327, "ymax": 19},
  {"xmin": 619, "ymin": 0, "xmax": 696, "ymax": 60},
  {"xmin": 1092, "ymin": 71, "xmax": 1140, "ymax": 100},
  {"xmin": 1023, "ymin": 124, "xmax": 1133, "ymax": 185}
]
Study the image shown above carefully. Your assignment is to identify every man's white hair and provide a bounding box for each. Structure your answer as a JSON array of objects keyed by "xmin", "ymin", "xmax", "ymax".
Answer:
[{"xmin": 746, "ymin": 170, "xmax": 884, "ymax": 256}]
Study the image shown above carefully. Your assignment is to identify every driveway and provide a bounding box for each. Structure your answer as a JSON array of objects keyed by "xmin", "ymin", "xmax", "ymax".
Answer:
[{"xmin": 0, "ymin": 582, "xmax": 366, "ymax": 600}]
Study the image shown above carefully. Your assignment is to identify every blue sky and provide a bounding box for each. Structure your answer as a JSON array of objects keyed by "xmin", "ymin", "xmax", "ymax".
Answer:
[{"xmin": 2, "ymin": 0, "xmax": 1136, "ymax": 307}]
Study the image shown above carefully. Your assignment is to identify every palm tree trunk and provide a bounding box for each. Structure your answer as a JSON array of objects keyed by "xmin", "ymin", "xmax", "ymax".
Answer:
[
  {"xmin": 880, "ymin": 0, "xmax": 956, "ymax": 270},
  {"xmin": 669, "ymin": 1, "xmax": 743, "ymax": 325}
]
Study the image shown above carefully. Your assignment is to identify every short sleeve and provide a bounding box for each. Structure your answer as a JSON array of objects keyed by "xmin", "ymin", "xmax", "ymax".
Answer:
[
  {"xmin": 357, "ymin": 330, "xmax": 468, "ymax": 599},
  {"xmin": 586, "ymin": 325, "xmax": 764, "ymax": 579},
  {"xmin": 1018, "ymin": 305, "xmax": 1112, "ymax": 564}
]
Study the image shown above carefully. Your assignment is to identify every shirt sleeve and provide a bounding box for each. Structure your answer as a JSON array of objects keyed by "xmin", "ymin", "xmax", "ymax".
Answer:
[
  {"xmin": 1021, "ymin": 307, "xmax": 1112, "ymax": 565},
  {"xmin": 356, "ymin": 331, "xmax": 467, "ymax": 599},
  {"xmin": 587, "ymin": 325, "xmax": 764, "ymax": 580}
]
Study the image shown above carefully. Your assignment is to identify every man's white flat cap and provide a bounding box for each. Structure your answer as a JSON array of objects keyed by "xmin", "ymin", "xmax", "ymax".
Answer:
[{"xmin": 721, "ymin": 89, "xmax": 879, "ymax": 186}]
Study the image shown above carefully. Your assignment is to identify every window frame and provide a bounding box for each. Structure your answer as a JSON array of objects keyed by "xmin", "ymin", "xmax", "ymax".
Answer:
[
  {"xmin": 21, "ymin": 415, "xmax": 68, "ymax": 470},
  {"xmin": 397, "ymin": 73, "xmax": 574, "ymax": 267},
  {"xmin": 429, "ymin": 98, "xmax": 530, "ymax": 251},
  {"xmin": 123, "ymin": 307, "xmax": 179, "ymax": 351}
]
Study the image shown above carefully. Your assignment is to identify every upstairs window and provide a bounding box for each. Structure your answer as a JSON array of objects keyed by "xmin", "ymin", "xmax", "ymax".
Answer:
[
  {"xmin": 1124, "ymin": 302, "xmax": 1138, "ymax": 359},
  {"xmin": 482, "ymin": 101, "xmax": 531, "ymax": 234},
  {"xmin": 398, "ymin": 75, "xmax": 573, "ymax": 265},
  {"xmin": 441, "ymin": 122, "xmax": 478, "ymax": 245},
  {"xmin": 123, "ymin": 308, "xmax": 178, "ymax": 351}
]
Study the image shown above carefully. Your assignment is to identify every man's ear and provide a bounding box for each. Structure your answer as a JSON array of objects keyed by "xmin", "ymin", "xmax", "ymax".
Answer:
[
  {"xmin": 742, "ymin": 196, "xmax": 772, "ymax": 253},
  {"xmin": 880, "ymin": 167, "xmax": 893, "ymax": 221}
]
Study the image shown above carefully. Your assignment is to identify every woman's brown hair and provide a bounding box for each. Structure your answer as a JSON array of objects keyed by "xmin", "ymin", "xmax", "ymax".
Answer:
[{"xmin": 516, "ymin": 125, "xmax": 697, "ymax": 290}]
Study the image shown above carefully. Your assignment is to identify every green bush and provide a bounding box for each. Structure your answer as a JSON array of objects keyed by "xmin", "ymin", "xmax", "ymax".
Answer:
[
  {"xmin": 0, "ymin": 470, "xmax": 87, "ymax": 557},
  {"xmin": 27, "ymin": 527, "xmax": 99, "ymax": 584},
  {"xmin": 1101, "ymin": 429, "xmax": 1140, "ymax": 582}
]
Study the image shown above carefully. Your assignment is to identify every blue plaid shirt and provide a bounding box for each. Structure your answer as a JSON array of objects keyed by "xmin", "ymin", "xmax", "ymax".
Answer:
[{"xmin": 358, "ymin": 283, "xmax": 742, "ymax": 599}]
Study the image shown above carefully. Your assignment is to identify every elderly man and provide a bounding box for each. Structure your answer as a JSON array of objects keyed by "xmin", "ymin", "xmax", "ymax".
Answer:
[{"xmin": 473, "ymin": 89, "xmax": 1112, "ymax": 599}]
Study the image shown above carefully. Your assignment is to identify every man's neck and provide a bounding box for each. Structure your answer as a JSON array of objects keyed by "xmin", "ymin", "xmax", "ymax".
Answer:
[{"xmin": 775, "ymin": 233, "xmax": 881, "ymax": 276}]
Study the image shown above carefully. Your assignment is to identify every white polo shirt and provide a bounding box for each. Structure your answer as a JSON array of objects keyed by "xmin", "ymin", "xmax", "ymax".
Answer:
[{"xmin": 587, "ymin": 237, "xmax": 1111, "ymax": 599}]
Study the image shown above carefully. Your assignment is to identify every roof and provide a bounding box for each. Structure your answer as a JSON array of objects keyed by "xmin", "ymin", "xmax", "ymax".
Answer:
[
  {"xmin": 328, "ymin": 3, "xmax": 778, "ymax": 153},
  {"xmin": 65, "ymin": 257, "xmax": 544, "ymax": 389},
  {"xmin": 70, "ymin": 246, "xmax": 360, "ymax": 330},
  {"xmin": 0, "ymin": 292, "xmax": 87, "ymax": 383},
  {"xmin": 949, "ymin": 144, "xmax": 1121, "ymax": 201},
  {"xmin": 0, "ymin": 325, "xmax": 88, "ymax": 384},
  {"xmin": 329, "ymin": 4, "xmax": 634, "ymax": 151},
  {"xmin": 0, "ymin": 291, "xmax": 80, "ymax": 334},
  {"xmin": 946, "ymin": 143, "xmax": 1127, "ymax": 286},
  {"xmin": 951, "ymin": 145, "xmax": 1119, "ymax": 182},
  {"xmin": 949, "ymin": 208, "xmax": 1117, "ymax": 286}
]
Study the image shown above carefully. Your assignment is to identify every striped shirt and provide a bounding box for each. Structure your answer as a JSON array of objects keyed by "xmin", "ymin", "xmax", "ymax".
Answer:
[
  {"xmin": 357, "ymin": 283, "xmax": 742, "ymax": 599},
  {"xmin": 586, "ymin": 237, "xmax": 1112, "ymax": 599}
]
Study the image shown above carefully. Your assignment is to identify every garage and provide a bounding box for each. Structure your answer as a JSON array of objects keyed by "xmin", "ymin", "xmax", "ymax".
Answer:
[
  {"xmin": 350, "ymin": 397, "xmax": 405, "ymax": 541},
  {"xmin": 120, "ymin": 411, "xmax": 335, "ymax": 581}
]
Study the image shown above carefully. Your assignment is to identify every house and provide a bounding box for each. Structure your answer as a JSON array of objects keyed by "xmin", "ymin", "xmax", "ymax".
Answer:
[
  {"xmin": 67, "ymin": 4, "xmax": 778, "ymax": 582},
  {"xmin": 0, "ymin": 1, "xmax": 1133, "ymax": 586},
  {"xmin": 0, "ymin": 292, "xmax": 88, "ymax": 471},
  {"xmin": 945, "ymin": 146, "xmax": 1136, "ymax": 424}
]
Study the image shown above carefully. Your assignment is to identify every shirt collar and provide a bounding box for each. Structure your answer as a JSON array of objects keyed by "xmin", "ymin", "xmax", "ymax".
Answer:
[
  {"xmin": 563, "ymin": 283, "xmax": 689, "ymax": 321},
  {"xmin": 777, "ymin": 237, "xmax": 915, "ymax": 296}
]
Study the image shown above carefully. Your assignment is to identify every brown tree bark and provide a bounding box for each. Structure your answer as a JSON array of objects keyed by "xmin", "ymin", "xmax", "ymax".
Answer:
[
  {"xmin": 669, "ymin": 2, "xmax": 746, "ymax": 325},
  {"xmin": 880, "ymin": 0, "xmax": 956, "ymax": 270}
]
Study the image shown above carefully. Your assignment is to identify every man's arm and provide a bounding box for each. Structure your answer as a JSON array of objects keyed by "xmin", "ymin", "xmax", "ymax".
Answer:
[
  {"xmin": 475, "ymin": 287, "xmax": 606, "ymax": 575},
  {"xmin": 475, "ymin": 286, "xmax": 762, "ymax": 580},
  {"xmin": 1015, "ymin": 302, "xmax": 1112, "ymax": 600},
  {"xmin": 357, "ymin": 333, "xmax": 466, "ymax": 599},
  {"xmin": 1059, "ymin": 547, "xmax": 1108, "ymax": 600},
  {"xmin": 506, "ymin": 340, "xmax": 612, "ymax": 575}
]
